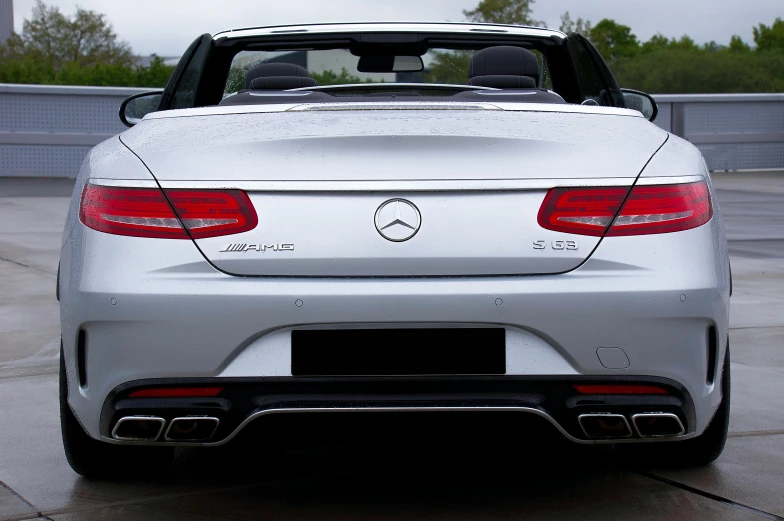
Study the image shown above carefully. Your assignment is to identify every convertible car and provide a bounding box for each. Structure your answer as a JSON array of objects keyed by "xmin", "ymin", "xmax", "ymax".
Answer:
[{"xmin": 58, "ymin": 22, "xmax": 730, "ymax": 477}]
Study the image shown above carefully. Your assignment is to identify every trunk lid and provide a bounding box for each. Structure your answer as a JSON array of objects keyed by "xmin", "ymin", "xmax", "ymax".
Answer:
[{"xmin": 121, "ymin": 107, "xmax": 667, "ymax": 276}]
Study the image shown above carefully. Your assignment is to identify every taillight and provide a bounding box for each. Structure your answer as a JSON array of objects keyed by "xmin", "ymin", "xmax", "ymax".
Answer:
[
  {"xmin": 607, "ymin": 182, "xmax": 712, "ymax": 236},
  {"xmin": 538, "ymin": 181, "xmax": 712, "ymax": 237},
  {"xmin": 537, "ymin": 187, "xmax": 627, "ymax": 237},
  {"xmin": 79, "ymin": 185, "xmax": 257, "ymax": 239},
  {"xmin": 128, "ymin": 387, "xmax": 224, "ymax": 398},
  {"xmin": 573, "ymin": 384, "xmax": 669, "ymax": 395}
]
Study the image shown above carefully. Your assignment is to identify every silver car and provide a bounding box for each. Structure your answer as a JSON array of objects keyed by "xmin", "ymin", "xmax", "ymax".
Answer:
[{"xmin": 58, "ymin": 22, "xmax": 731, "ymax": 478}]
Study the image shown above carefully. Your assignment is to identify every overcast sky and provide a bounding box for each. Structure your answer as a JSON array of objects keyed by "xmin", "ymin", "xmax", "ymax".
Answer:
[{"xmin": 10, "ymin": 0, "xmax": 783, "ymax": 56}]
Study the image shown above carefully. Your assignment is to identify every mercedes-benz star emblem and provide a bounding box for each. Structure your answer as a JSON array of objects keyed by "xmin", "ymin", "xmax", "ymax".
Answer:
[{"xmin": 374, "ymin": 199, "xmax": 422, "ymax": 242}]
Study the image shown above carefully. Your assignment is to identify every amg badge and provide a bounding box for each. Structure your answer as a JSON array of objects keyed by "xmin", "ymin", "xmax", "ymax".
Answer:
[{"xmin": 220, "ymin": 243, "xmax": 294, "ymax": 253}]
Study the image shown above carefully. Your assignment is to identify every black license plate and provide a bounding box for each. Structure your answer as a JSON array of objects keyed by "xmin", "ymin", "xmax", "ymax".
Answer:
[{"xmin": 291, "ymin": 328, "xmax": 505, "ymax": 376}]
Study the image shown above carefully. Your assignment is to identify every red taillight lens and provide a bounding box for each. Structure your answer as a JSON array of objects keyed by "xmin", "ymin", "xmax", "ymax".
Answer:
[
  {"xmin": 537, "ymin": 186, "xmax": 628, "ymax": 237},
  {"xmin": 606, "ymin": 182, "xmax": 712, "ymax": 236},
  {"xmin": 128, "ymin": 387, "xmax": 224, "ymax": 398},
  {"xmin": 573, "ymin": 384, "xmax": 669, "ymax": 395},
  {"xmin": 165, "ymin": 189, "xmax": 258, "ymax": 239},
  {"xmin": 79, "ymin": 185, "xmax": 257, "ymax": 239},
  {"xmin": 537, "ymin": 181, "xmax": 712, "ymax": 237}
]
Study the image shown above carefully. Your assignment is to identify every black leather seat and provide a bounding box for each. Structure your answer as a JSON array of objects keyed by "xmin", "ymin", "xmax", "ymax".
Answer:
[
  {"xmin": 245, "ymin": 63, "xmax": 318, "ymax": 90},
  {"xmin": 467, "ymin": 46, "xmax": 539, "ymax": 89}
]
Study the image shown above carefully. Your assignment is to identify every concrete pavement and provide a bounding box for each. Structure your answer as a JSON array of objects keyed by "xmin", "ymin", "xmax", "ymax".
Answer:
[{"xmin": 0, "ymin": 174, "xmax": 783, "ymax": 521}]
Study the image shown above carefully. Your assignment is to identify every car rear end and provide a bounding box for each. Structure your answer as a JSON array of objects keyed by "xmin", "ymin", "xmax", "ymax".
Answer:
[{"xmin": 59, "ymin": 104, "xmax": 729, "ymax": 452}]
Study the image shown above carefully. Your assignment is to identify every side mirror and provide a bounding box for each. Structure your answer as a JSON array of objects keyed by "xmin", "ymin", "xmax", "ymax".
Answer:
[
  {"xmin": 621, "ymin": 88, "xmax": 658, "ymax": 122},
  {"xmin": 119, "ymin": 91, "xmax": 163, "ymax": 127}
]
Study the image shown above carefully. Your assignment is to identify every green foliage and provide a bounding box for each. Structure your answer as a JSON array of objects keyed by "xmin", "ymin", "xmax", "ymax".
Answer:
[
  {"xmin": 603, "ymin": 25, "xmax": 784, "ymax": 93},
  {"xmin": 424, "ymin": 51, "xmax": 472, "ymax": 85},
  {"xmin": 225, "ymin": 66, "xmax": 246, "ymax": 93},
  {"xmin": 3, "ymin": 0, "xmax": 783, "ymax": 96},
  {"xmin": 729, "ymin": 35, "xmax": 752, "ymax": 53},
  {"xmin": 611, "ymin": 49, "xmax": 784, "ymax": 93},
  {"xmin": 666, "ymin": 35, "xmax": 699, "ymax": 52},
  {"xmin": 0, "ymin": 1, "xmax": 174, "ymax": 87},
  {"xmin": 223, "ymin": 66, "xmax": 371, "ymax": 94},
  {"xmin": 135, "ymin": 56, "xmax": 176, "ymax": 87},
  {"xmin": 753, "ymin": 17, "xmax": 784, "ymax": 52},
  {"xmin": 640, "ymin": 33, "xmax": 670, "ymax": 53},
  {"xmin": 463, "ymin": 0, "xmax": 540, "ymax": 26},
  {"xmin": 553, "ymin": 6, "xmax": 783, "ymax": 93},
  {"xmin": 589, "ymin": 19, "xmax": 639, "ymax": 62},
  {"xmin": 310, "ymin": 68, "xmax": 370, "ymax": 86},
  {"xmin": 6, "ymin": 0, "xmax": 134, "ymax": 70}
]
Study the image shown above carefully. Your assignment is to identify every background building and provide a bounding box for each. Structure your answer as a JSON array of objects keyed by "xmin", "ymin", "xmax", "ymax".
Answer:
[{"xmin": 0, "ymin": 0, "xmax": 13, "ymax": 43}]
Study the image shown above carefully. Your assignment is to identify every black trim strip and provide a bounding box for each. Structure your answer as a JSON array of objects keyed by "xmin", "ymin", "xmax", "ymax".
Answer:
[{"xmin": 638, "ymin": 471, "xmax": 784, "ymax": 521}]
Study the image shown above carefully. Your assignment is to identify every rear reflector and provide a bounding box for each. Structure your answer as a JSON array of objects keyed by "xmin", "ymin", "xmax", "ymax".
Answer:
[
  {"xmin": 80, "ymin": 185, "xmax": 257, "ymax": 239},
  {"xmin": 573, "ymin": 384, "xmax": 669, "ymax": 395},
  {"xmin": 128, "ymin": 387, "xmax": 224, "ymax": 398},
  {"xmin": 538, "ymin": 181, "xmax": 712, "ymax": 236}
]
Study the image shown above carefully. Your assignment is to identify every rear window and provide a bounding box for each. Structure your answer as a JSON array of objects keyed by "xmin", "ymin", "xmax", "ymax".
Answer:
[{"xmin": 223, "ymin": 48, "xmax": 552, "ymax": 96}]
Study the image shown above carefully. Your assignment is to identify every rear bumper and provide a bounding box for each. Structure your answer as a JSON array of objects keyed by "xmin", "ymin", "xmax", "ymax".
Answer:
[
  {"xmin": 100, "ymin": 376, "xmax": 696, "ymax": 446},
  {"xmin": 60, "ymin": 221, "xmax": 730, "ymax": 442}
]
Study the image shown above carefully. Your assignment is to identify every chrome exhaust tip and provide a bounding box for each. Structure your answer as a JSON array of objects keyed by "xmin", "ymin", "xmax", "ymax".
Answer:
[
  {"xmin": 111, "ymin": 416, "xmax": 166, "ymax": 441},
  {"xmin": 578, "ymin": 413, "xmax": 632, "ymax": 439},
  {"xmin": 164, "ymin": 417, "xmax": 220, "ymax": 442},
  {"xmin": 632, "ymin": 413, "xmax": 685, "ymax": 437}
]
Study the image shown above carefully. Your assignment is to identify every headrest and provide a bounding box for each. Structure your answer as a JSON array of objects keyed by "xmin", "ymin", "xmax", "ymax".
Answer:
[
  {"xmin": 467, "ymin": 46, "xmax": 539, "ymax": 89},
  {"xmin": 245, "ymin": 63, "xmax": 318, "ymax": 90}
]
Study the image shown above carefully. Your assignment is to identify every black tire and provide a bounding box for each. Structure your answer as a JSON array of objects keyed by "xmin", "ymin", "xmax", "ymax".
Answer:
[
  {"xmin": 60, "ymin": 344, "xmax": 174, "ymax": 478},
  {"xmin": 619, "ymin": 340, "xmax": 730, "ymax": 467}
]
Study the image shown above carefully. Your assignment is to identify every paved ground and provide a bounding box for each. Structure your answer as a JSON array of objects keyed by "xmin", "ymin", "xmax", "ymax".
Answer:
[{"xmin": 1, "ymin": 174, "xmax": 783, "ymax": 521}]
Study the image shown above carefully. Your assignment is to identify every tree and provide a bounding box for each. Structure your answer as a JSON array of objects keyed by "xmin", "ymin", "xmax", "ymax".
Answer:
[
  {"xmin": 728, "ymin": 35, "xmax": 751, "ymax": 53},
  {"xmin": 753, "ymin": 17, "xmax": 784, "ymax": 52},
  {"xmin": 612, "ymin": 48, "xmax": 784, "ymax": 93},
  {"xmin": 589, "ymin": 19, "xmax": 639, "ymax": 62},
  {"xmin": 429, "ymin": 0, "xmax": 538, "ymax": 86},
  {"xmin": 0, "ymin": 1, "xmax": 174, "ymax": 87},
  {"xmin": 136, "ymin": 55, "xmax": 177, "ymax": 87},
  {"xmin": 640, "ymin": 33, "xmax": 670, "ymax": 53},
  {"xmin": 559, "ymin": 11, "xmax": 592, "ymax": 38},
  {"xmin": 588, "ymin": 17, "xmax": 784, "ymax": 94},
  {"xmin": 310, "ymin": 68, "xmax": 369, "ymax": 86},
  {"xmin": 427, "ymin": 0, "xmax": 541, "ymax": 86},
  {"xmin": 668, "ymin": 35, "xmax": 700, "ymax": 52},
  {"xmin": 225, "ymin": 66, "xmax": 247, "ymax": 94},
  {"xmin": 463, "ymin": 0, "xmax": 540, "ymax": 26},
  {"xmin": 701, "ymin": 41, "xmax": 725, "ymax": 52},
  {"xmin": 425, "ymin": 51, "xmax": 472, "ymax": 84},
  {"xmin": 639, "ymin": 33, "xmax": 699, "ymax": 54},
  {"xmin": 3, "ymin": 1, "xmax": 133, "ymax": 71}
]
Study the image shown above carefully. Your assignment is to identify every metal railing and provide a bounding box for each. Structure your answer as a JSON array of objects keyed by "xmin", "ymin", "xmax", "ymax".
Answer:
[
  {"xmin": 652, "ymin": 93, "xmax": 784, "ymax": 171},
  {"xmin": 1, "ymin": 83, "xmax": 782, "ymax": 177},
  {"xmin": 0, "ymin": 84, "xmax": 149, "ymax": 178}
]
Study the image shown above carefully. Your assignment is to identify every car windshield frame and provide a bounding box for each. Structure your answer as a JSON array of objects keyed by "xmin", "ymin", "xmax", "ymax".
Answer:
[{"xmin": 159, "ymin": 24, "xmax": 623, "ymax": 111}]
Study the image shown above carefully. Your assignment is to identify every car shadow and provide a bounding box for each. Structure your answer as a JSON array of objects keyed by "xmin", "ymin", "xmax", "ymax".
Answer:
[{"xmin": 169, "ymin": 412, "xmax": 621, "ymax": 485}]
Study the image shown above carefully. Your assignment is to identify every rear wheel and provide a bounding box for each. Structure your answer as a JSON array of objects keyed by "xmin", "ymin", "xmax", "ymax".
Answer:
[
  {"xmin": 619, "ymin": 340, "xmax": 730, "ymax": 467},
  {"xmin": 60, "ymin": 344, "xmax": 174, "ymax": 478}
]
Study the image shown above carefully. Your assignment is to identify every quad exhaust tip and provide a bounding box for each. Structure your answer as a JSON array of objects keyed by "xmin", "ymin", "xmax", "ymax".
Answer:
[
  {"xmin": 112, "ymin": 416, "xmax": 166, "ymax": 441},
  {"xmin": 164, "ymin": 416, "xmax": 220, "ymax": 442},
  {"xmin": 632, "ymin": 413, "xmax": 685, "ymax": 437},
  {"xmin": 578, "ymin": 413, "xmax": 632, "ymax": 439}
]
